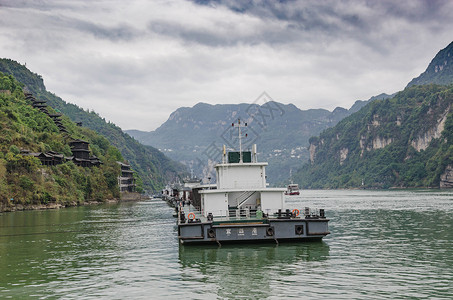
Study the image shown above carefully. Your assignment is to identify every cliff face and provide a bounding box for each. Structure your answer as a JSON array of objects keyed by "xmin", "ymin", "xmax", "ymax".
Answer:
[
  {"xmin": 410, "ymin": 106, "xmax": 449, "ymax": 151},
  {"xmin": 309, "ymin": 143, "xmax": 317, "ymax": 164},
  {"xmin": 440, "ymin": 165, "xmax": 453, "ymax": 188},
  {"xmin": 298, "ymin": 84, "xmax": 453, "ymax": 189}
]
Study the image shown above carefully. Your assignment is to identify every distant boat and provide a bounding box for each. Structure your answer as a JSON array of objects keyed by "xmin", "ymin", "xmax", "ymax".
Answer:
[{"xmin": 285, "ymin": 183, "xmax": 300, "ymax": 195}]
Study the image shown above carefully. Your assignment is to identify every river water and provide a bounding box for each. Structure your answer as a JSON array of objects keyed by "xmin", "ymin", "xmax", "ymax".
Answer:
[{"xmin": 0, "ymin": 190, "xmax": 452, "ymax": 299}]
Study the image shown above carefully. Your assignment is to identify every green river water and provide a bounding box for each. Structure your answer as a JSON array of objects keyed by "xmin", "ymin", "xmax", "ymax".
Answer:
[{"xmin": 0, "ymin": 190, "xmax": 452, "ymax": 299}]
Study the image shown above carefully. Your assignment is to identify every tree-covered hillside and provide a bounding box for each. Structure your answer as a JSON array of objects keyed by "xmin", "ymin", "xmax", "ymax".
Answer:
[
  {"xmin": 0, "ymin": 71, "xmax": 124, "ymax": 209},
  {"xmin": 0, "ymin": 59, "xmax": 185, "ymax": 191},
  {"xmin": 294, "ymin": 84, "xmax": 453, "ymax": 188}
]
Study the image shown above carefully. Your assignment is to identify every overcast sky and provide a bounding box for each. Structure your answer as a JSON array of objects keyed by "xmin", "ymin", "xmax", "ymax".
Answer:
[{"xmin": 0, "ymin": 0, "xmax": 452, "ymax": 131}]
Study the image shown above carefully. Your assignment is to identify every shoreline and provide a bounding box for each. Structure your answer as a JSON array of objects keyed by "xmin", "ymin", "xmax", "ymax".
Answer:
[
  {"xmin": 0, "ymin": 198, "xmax": 122, "ymax": 213},
  {"xmin": 0, "ymin": 192, "xmax": 147, "ymax": 213},
  {"xmin": 0, "ymin": 193, "xmax": 149, "ymax": 213}
]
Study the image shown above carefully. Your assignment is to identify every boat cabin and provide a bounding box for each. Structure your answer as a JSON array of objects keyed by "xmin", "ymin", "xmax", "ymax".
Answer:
[{"xmin": 199, "ymin": 145, "xmax": 286, "ymax": 218}]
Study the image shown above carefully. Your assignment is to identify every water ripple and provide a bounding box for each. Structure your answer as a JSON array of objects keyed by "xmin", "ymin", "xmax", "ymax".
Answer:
[{"xmin": 0, "ymin": 190, "xmax": 452, "ymax": 299}]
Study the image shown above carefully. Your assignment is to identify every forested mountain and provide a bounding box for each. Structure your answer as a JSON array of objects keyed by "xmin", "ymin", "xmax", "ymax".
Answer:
[
  {"xmin": 0, "ymin": 71, "xmax": 122, "ymax": 210},
  {"xmin": 127, "ymin": 94, "xmax": 391, "ymax": 184},
  {"xmin": 0, "ymin": 59, "xmax": 185, "ymax": 191},
  {"xmin": 294, "ymin": 84, "xmax": 453, "ymax": 188},
  {"xmin": 294, "ymin": 41, "xmax": 453, "ymax": 189},
  {"xmin": 407, "ymin": 41, "xmax": 453, "ymax": 87}
]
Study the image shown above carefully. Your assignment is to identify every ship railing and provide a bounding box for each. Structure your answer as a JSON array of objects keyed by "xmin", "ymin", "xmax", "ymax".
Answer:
[
  {"xmin": 179, "ymin": 205, "xmax": 326, "ymax": 223},
  {"xmin": 179, "ymin": 205, "xmax": 206, "ymax": 223},
  {"xmin": 179, "ymin": 206, "xmax": 259, "ymax": 220},
  {"xmin": 204, "ymin": 208, "xmax": 264, "ymax": 222}
]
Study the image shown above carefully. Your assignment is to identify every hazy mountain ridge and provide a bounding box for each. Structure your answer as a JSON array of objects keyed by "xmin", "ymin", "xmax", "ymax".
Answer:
[
  {"xmin": 127, "ymin": 95, "xmax": 389, "ymax": 184},
  {"xmin": 128, "ymin": 41, "xmax": 453, "ymax": 188}
]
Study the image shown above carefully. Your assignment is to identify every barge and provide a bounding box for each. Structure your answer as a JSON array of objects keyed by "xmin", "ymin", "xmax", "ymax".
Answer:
[{"xmin": 177, "ymin": 119, "xmax": 329, "ymax": 245}]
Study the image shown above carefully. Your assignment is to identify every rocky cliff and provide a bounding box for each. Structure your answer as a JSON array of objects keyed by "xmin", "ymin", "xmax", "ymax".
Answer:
[
  {"xmin": 296, "ymin": 84, "xmax": 453, "ymax": 188},
  {"xmin": 440, "ymin": 165, "xmax": 453, "ymax": 188}
]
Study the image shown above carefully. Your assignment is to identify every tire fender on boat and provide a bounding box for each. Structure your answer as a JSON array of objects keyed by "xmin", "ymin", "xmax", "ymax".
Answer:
[
  {"xmin": 207, "ymin": 228, "xmax": 216, "ymax": 238},
  {"xmin": 266, "ymin": 227, "xmax": 274, "ymax": 236}
]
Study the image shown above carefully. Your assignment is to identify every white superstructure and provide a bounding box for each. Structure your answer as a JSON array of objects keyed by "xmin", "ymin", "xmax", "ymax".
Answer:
[{"xmin": 199, "ymin": 145, "xmax": 286, "ymax": 218}]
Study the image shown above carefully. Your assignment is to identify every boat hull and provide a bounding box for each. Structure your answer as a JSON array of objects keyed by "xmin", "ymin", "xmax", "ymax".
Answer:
[{"xmin": 178, "ymin": 218, "xmax": 329, "ymax": 245}]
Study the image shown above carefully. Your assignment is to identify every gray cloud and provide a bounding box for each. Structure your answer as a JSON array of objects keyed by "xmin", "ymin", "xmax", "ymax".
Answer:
[
  {"xmin": 193, "ymin": 0, "xmax": 449, "ymax": 25},
  {"xmin": 190, "ymin": 0, "xmax": 452, "ymax": 49},
  {"xmin": 61, "ymin": 18, "xmax": 141, "ymax": 42},
  {"xmin": 0, "ymin": 0, "xmax": 452, "ymax": 131}
]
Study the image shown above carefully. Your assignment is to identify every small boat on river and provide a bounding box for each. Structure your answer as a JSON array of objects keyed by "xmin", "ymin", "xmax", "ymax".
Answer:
[
  {"xmin": 285, "ymin": 183, "xmax": 300, "ymax": 195},
  {"xmin": 177, "ymin": 119, "xmax": 329, "ymax": 245}
]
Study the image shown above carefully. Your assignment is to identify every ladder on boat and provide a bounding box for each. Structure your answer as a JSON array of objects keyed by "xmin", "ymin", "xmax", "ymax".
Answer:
[{"xmin": 236, "ymin": 191, "xmax": 256, "ymax": 208}]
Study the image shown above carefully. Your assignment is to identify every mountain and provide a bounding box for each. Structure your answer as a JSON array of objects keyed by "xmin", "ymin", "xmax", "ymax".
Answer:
[
  {"xmin": 294, "ymin": 41, "xmax": 453, "ymax": 189},
  {"xmin": 349, "ymin": 93, "xmax": 395, "ymax": 114},
  {"xmin": 0, "ymin": 59, "xmax": 185, "ymax": 191},
  {"xmin": 0, "ymin": 70, "xmax": 122, "ymax": 209},
  {"xmin": 294, "ymin": 84, "xmax": 453, "ymax": 188},
  {"xmin": 127, "ymin": 95, "xmax": 390, "ymax": 184},
  {"xmin": 407, "ymin": 41, "xmax": 453, "ymax": 87}
]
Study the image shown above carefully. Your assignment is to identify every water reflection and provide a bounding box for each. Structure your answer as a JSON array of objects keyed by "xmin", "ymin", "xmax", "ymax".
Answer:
[
  {"xmin": 179, "ymin": 242, "xmax": 330, "ymax": 267},
  {"xmin": 0, "ymin": 204, "xmax": 128, "ymax": 298},
  {"xmin": 178, "ymin": 242, "xmax": 329, "ymax": 299}
]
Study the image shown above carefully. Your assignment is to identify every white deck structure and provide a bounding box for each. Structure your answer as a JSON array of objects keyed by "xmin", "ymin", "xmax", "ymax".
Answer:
[{"xmin": 199, "ymin": 145, "xmax": 286, "ymax": 218}]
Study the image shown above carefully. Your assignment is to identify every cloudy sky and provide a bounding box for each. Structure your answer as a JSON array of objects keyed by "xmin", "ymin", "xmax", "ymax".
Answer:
[{"xmin": 0, "ymin": 0, "xmax": 452, "ymax": 131}]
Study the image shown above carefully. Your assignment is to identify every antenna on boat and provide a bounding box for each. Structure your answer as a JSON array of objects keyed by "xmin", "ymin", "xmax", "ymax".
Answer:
[
  {"xmin": 232, "ymin": 118, "xmax": 247, "ymax": 163},
  {"xmin": 252, "ymin": 144, "xmax": 257, "ymax": 163},
  {"xmin": 222, "ymin": 145, "xmax": 226, "ymax": 164}
]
